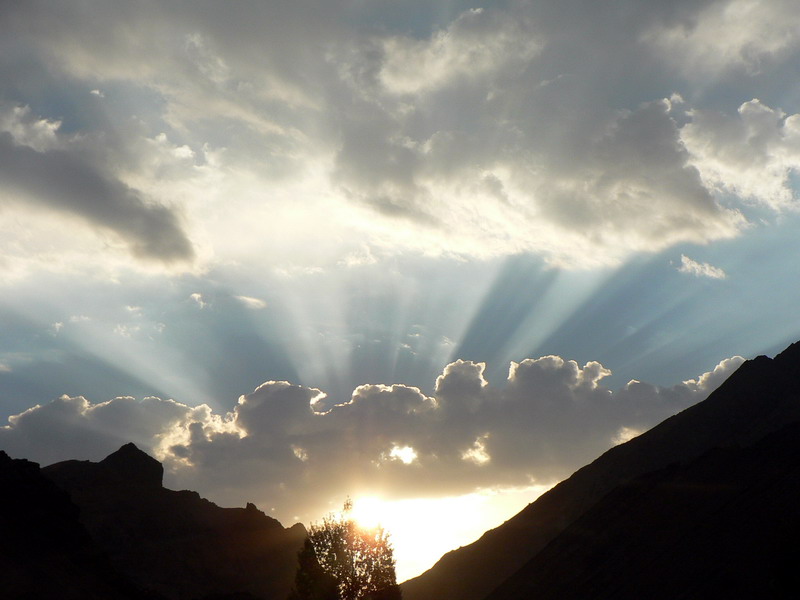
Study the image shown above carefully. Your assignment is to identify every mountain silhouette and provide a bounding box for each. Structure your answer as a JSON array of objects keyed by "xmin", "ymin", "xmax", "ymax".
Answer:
[
  {"xmin": 0, "ymin": 449, "xmax": 156, "ymax": 599},
  {"xmin": 42, "ymin": 443, "xmax": 306, "ymax": 600},
  {"xmin": 402, "ymin": 341, "xmax": 800, "ymax": 600},
  {"xmin": 485, "ymin": 420, "xmax": 800, "ymax": 599},
  {"xmin": 5, "ymin": 341, "xmax": 800, "ymax": 599}
]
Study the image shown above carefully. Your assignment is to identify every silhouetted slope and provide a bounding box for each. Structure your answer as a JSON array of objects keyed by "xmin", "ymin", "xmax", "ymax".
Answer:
[
  {"xmin": 0, "ymin": 450, "xmax": 156, "ymax": 600},
  {"xmin": 402, "ymin": 342, "xmax": 800, "ymax": 600},
  {"xmin": 486, "ymin": 420, "xmax": 800, "ymax": 599},
  {"xmin": 43, "ymin": 443, "xmax": 306, "ymax": 600}
]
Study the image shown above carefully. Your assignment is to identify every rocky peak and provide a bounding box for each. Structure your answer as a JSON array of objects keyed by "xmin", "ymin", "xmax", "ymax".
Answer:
[{"xmin": 99, "ymin": 442, "xmax": 163, "ymax": 489}]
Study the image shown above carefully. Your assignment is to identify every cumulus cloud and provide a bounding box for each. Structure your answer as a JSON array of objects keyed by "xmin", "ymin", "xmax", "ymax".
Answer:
[
  {"xmin": 678, "ymin": 255, "xmax": 727, "ymax": 279},
  {"xmin": 681, "ymin": 99, "xmax": 800, "ymax": 210},
  {"xmin": 0, "ymin": 352, "xmax": 744, "ymax": 523},
  {"xmin": 0, "ymin": 395, "xmax": 198, "ymax": 466}
]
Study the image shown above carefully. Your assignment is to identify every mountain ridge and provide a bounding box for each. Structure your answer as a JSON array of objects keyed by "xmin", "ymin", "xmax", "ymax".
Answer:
[
  {"xmin": 0, "ymin": 449, "xmax": 158, "ymax": 599},
  {"xmin": 43, "ymin": 443, "xmax": 306, "ymax": 600},
  {"xmin": 402, "ymin": 341, "xmax": 800, "ymax": 600},
  {"xmin": 485, "ymin": 418, "xmax": 800, "ymax": 599}
]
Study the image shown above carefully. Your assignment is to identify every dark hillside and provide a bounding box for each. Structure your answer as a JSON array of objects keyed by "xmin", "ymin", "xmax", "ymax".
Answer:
[
  {"xmin": 43, "ymin": 443, "xmax": 306, "ymax": 600},
  {"xmin": 486, "ymin": 420, "xmax": 800, "ymax": 599},
  {"xmin": 402, "ymin": 342, "xmax": 800, "ymax": 600},
  {"xmin": 0, "ymin": 450, "xmax": 156, "ymax": 599}
]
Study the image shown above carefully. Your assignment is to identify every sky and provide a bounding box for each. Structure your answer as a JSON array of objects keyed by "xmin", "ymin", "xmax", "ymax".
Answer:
[{"xmin": 2, "ymin": 0, "xmax": 800, "ymax": 582}]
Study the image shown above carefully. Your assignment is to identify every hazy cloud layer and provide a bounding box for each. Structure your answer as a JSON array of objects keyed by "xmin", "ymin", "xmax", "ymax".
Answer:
[
  {"xmin": 0, "ymin": 353, "xmax": 744, "ymax": 521},
  {"xmin": 1, "ymin": 0, "xmax": 797, "ymax": 272}
]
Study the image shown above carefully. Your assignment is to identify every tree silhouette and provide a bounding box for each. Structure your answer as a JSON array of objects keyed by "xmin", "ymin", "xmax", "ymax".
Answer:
[
  {"xmin": 288, "ymin": 538, "xmax": 339, "ymax": 600},
  {"xmin": 289, "ymin": 499, "xmax": 401, "ymax": 600}
]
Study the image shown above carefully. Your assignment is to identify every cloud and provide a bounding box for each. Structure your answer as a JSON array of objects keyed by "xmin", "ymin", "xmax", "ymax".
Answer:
[
  {"xmin": 681, "ymin": 99, "xmax": 800, "ymax": 210},
  {"xmin": 0, "ymin": 352, "xmax": 744, "ymax": 523},
  {"xmin": 678, "ymin": 255, "xmax": 727, "ymax": 279},
  {"xmin": 1, "ymin": 1, "xmax": 796, "ymax": 274},
  {"xmin": 377, "ymin": 8, "xmax": 542, "ymax": 95},
  {"xmin": 190, "ymin": 293, "xmax": 208, "ymax": 309},
  {"xmin": 0, "ymin": 109, "xmax": 194, "ymax": 264},
  {"xmin": 234, "ymin": 295, "xmax": 268, "ymax": 310},
  {"xmin": 113, "ymin": 324, "xmax": 141, "ymax": 338},
  {"xmin": 0, "ymin": 395, "xmax": 200, "ymax": 466},
  {"xmin": 611, "ymin": 426, "xmax": 642, "ymax": 446},
  {"xmin": 328, "ymin": 6, "xmax": 752, "ymax": 266},
  {"xmin": 681, "ymin": 355, "xmax": 746, "ymax": 392},
  {"xmin": 643, "ymin": 0, "xmax": 800, "ymax": 76}
]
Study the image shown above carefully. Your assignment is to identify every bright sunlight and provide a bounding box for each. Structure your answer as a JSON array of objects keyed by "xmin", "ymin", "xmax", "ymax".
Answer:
[{"xmin": 350, "ymin": 484, "xmax": 553, "ymax": 582}]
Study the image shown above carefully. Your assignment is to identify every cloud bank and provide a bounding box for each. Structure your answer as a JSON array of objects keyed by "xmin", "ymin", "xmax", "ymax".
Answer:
[
  {"xmin": 1, "ymin": 0, "xmax": 798, "ymax": 274},
  {"xmin": 0, "ymin": 353, "xmax": 744, "ymax": 522}
]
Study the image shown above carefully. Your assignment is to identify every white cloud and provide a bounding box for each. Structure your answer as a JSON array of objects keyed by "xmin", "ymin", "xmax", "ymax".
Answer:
[
  {"xmin": 0, "ymin": 352, "xmax": 744, "ymax": 525},
  {"xmin": 190, "ymin": 293, "xmax": 207, "ymax": 309},
  {"xmin": 461, "ymin": 434, "xmax": 491, "ymax": 466},
  {"xmin": 681, "ymin": 355, "xmax": 745, "ymax": 392},
  {"xmin": 678, "ymin": 255, "xmax": 727, "ymax": 279},
  {"xmin": 113, "ymin": 324, "xmax": 141, "ymax": 338},
  {"xmin": 378, "ymin": 8, "xmax": 541, "ymax": 95},
  {"xmin": 681, "ymin": 100, "xmax": 800, "ymax": 210},
  {"xmin": 387, "ymin": 445, "xmax": 419, "ymax": 465},
  {"xmin": 643, "ymin": 0, "xmax": 800, "ymax": 76},
  {"xmin": 234, "ymin": 295, "xmax": 267, "ymax": 310},
  {"xmin": 1, "ymin": 1, "xmax": 795, "ymax": 276},
  {"xmin": 0, "ymin": 105, "xmax": 61, "ymax": 152}
]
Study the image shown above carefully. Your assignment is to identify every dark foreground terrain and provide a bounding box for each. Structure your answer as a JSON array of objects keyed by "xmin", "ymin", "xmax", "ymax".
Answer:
[
  {"xmin": 2, "ymin": 443, "xmax": 305, "ymax": 600},
  {"xmin": 4, "ymin": 341, "xmax": 800, "ymax": 599},
  {"xmin": 403, "ymin": 342, "xmax": 800, "ymax": 600}
]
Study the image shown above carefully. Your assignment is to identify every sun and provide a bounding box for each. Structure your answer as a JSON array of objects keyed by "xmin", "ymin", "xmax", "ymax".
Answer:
[
  {"xmin": 346, "ymin": 486, "xmax": 552, "ymax": 583},
  {"xmin": 350, "ymin": 496, "xmax": 386, "ymax": 531}
]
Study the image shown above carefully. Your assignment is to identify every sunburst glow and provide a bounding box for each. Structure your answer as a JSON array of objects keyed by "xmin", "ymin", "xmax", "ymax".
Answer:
[
  {"xmin": 2, "ymin": 0, "xmax": 800, "ymax": 595},
  {"xmin": 350, "ymin": 485, "xmax": 553, "ymax": 582}
]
